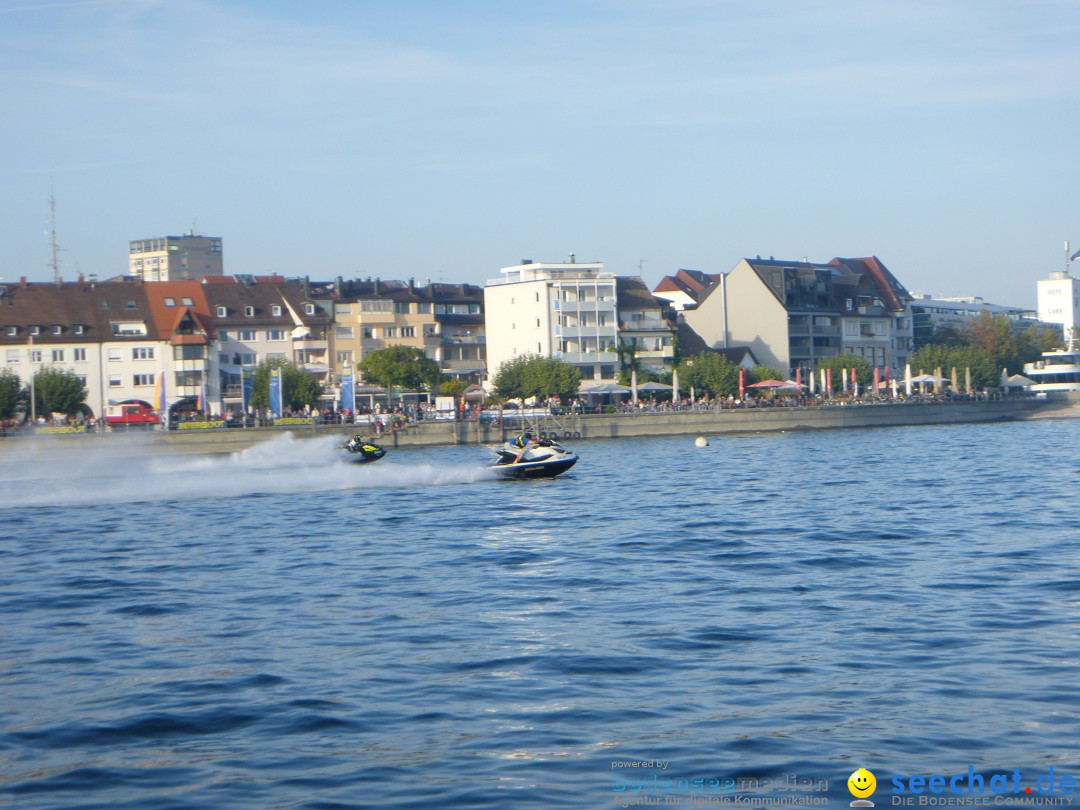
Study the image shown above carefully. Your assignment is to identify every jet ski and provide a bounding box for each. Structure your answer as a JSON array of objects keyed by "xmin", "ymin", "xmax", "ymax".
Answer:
[
  {"xmin": 341, "ymin": 434, "xmax": 387, "ymax": 464},
  {"xmin": 488, "ymin": 437, "xmax": 578, "ymax": 479}
]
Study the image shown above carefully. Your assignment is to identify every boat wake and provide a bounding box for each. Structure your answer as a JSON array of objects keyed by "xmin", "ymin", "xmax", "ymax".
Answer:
[{"xmin": 0, "ymin": 433, "xmax": 491, "ymax": 508}]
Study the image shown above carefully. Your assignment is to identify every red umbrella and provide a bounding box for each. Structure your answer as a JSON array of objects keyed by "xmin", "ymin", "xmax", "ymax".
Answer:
[{"xmin": 746, "ymin": 379, "xmax": 788, "ymax": 388}]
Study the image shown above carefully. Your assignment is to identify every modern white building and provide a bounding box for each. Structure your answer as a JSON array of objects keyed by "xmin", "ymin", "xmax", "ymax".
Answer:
[
  {"xmin": 484, "ymin": 260, "xmax": 620, "ymax": 382},
  {"xmin": 1037, "ymin": 269, "xmax": 1079, "ymax": 341}
]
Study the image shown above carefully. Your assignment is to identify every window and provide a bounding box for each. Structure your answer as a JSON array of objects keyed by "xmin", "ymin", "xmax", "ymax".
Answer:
[
  {"xmin": 108, "ymin": 349, "xmax": 122, "ymax": 361},
  {"xmin": 536, "ymin": 318, "xmax": 541, "ymax": 327},
  {"xmin": 109, "ymin": 375, "xmax": 122, "ymax": 387},
  {"xmin": 74, "ymin": 325, "xmax": 84, "ymax": 335},
  {"xmin": 335, "ymin": 326, "xmax": 354, "ymax": 339},
  {"xmin": 125, "ymin": 300, "xmax": 137, "ymax": 309},
  {"xmin": 30, "ymin": 350, "xmax": 42, "ymax": 362},
  {"xmin": 238, "ymin": 353, "xmax": 255, "ymax": 365},
  {"xmin": 383, "ymin": 327, "xmax": 397, "ymax": 338},
  {"xmin": 271, "ymin": 305, "xmax": 282, "ymax": 316},
  {"xmin": 164, "ymin": 297, "xmax": 176, "ymax": 307},
  {"xmin": 5, "ymin": 326, "xmax": 15, "ymax": 336},
  {"xmin": 417, "ymin": 303, "xmax": 431, "ymax": 314},
  {"xmin": 337, "ymin": 350, "xmax": 354, "ymax": 364},
  {"xmin": 173, "ymin": 345, "xmax": 205, "ymax": 360},
  {"xmin": 51, "ymin": 349, "xmax": 64, "ymax": 362},
  {"xmin": 244, "ymin": 306, "xmax": 254, "ymax": 317},
  {"xmin": 238, "ymin": 329, "xmax": 256, "ymax": 341},
  {"xmin": 266, "ymin": 329, "xmax": 286, "ymax": 341},
  {"xmin": 74, "ymin": 348, "xmax": 86, "ymax": 362},
  {"xmin": 30, "ymin": 326, "xmax": 40, "ymax": 336},
  {"xmin": 305, "ymin": 303, "xmax": 316, "ymax": 315},
  {"xmin": 5, "ymin": 349, "xmax": 19, "ymax": 363},
  {"xmin": 181, "ymin": 297, "xmax": 193, "ymax": 306},
  {"xmin": 134, "ymin": 374, "xmax": 154, "ymax": 386},
  {"xmin": 216, "ymin": 306, "xmax": 227, "ymax": 317},
  {"xmin": 395, "ymin": 302, "xmax": 410, "ymax": 314},
  {"xmin": 175, "ymin": 370, "xmax": 202, "ymax": 387},
  {"xmin": 51, "ymin": 325, "xmax": 63, "ymax": 335},
  {"xmin": 401, "ymin": 326, "xmax": 415, "ymax": 338},
  {"xmin": 360, "ymin": 300, "xmax": 393, "ymax": 313},
  {"xmin": 132, "ymin": 347, "xmax": 154, "ymax": 360},
  {"xmin": 219, "ymin": 353, "xmax": 230, "ymax": 365},
  {"xmin": 218, "ymin": 330, "xmax": 229, "ymax": 341}
]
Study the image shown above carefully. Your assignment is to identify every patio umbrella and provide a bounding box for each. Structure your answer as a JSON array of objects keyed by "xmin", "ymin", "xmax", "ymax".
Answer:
[
  {"xmin": 637, "ymin": 381, "xmax": 673, "ymax": 391},
  {"xmin": 672, "ymin": 368, "xmax": 680, "ymax": 402},
  {"xmin": 1005, "ymin": 374, "xmax": 1035, "ymax": 387},
  {"xmin": 747, "ymin": 379, "xmax": 788, "ymax": 388},
  {"xmin": 909, "ymin": 373, "xmax": 951, "ymax": 384},
  {"xmin": 579, "ymin": 383, "xmax": 633, "ymax": 395},
  {"xmin": 631, "ymin": 367, "xmax": 638, "ymax": 403}
]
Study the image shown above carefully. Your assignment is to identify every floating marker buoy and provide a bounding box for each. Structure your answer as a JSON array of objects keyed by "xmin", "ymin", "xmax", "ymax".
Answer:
[{"xmin": 695, "ymin": 436, "xmax": 709, "ymax": 447}]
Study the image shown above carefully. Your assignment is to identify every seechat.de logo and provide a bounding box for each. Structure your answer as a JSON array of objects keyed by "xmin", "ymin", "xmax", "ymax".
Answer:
[{"xmin": 848, "ymin": 768, "xmax": 877, "ymax": 807}]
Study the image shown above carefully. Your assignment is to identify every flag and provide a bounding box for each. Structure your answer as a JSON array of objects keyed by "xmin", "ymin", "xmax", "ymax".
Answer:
[
  {"xmin": 269, "ymin": 367, "xmax": 283, "ymax": 417},
  {"xmin": 738, "ymin": 367, "xmax": 745, "ymax": 398},
  {"xmin": 241, "ymin": 368, "xmax": 253, "ymax": 413},
  {"xmin": 197, "ymin": 372, "xmax": 207, "ymax": 414},
  {"xmin": 873, "ymin": 366, "xmax": 880, "ymax": 395},
  {"xmin": 155, "ymin": 371, "xmax": 167, "ymax": 414},
  {"xmin": 340, "ymin": 365, "xmax": 356, "ymax": 414}
]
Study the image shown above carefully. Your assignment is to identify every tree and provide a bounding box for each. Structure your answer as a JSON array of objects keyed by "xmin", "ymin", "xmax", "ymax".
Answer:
[
  {"xmin": 359, "ymin": 346, "xmax": 442, "ymax": 391},
  {"xmin": 32, "ymin": 366, "xmax": 87, "ymax": 417},
  {"xmin": 491, "ymin": 354, "xmax": 581, "ymax": 402},
  {"xmin": 439, "ymin": 378, "xmax": 468, "ymax": 399},
  {"xmin": 251, "ymin": 357, "xmax": 323, "ymax": 411},
  {"xmin": 910, "ymin": 344, "xmax": 997, "ymax": 389},
  {"xmin": 0, "ymin": 369, "xmax": 23, "ymax": 419},
  {"xmin": 676, "ymin": 351, "xmax": 739, "ymax": 397},
  {"xmin": 748, "ymin": 365, "xmax": 785, "ymax": 384},
  {"xmin": 815, "ymin": 353, "xmax": 872, "ymax": 387}
]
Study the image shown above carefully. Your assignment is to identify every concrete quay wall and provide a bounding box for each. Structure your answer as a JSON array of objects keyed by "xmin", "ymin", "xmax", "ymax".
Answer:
[{"xmin": 2, "ymin": 398, "xmax": 1063, "ymax": 457}]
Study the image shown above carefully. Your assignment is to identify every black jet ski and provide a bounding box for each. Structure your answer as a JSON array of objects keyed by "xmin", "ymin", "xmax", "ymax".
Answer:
[
  {"xmin": 488, "ymin": 438, "xmax": 578, "ymax": 479},
  {"xmin": 341, "ymin": 435, "xmax": 387, "ymax": 464}
]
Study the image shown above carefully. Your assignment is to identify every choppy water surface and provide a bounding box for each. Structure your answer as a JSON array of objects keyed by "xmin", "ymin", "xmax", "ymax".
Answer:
[{"xmin": 1, "ymin": 420, "xmax": 1079, "ymax": 808}]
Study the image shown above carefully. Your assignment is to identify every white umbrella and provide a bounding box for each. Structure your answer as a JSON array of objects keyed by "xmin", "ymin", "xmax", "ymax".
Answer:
[
  {"xmin": 631, "ymin": 367, "xmax": 638, "ymax": 404},
  {"xmin": 904, "ymin": 364, "xmax": 912, "ymax": 397},
  {"xmin": 672, "ymin": 368, "xmax": 680, "ymax": 402}
]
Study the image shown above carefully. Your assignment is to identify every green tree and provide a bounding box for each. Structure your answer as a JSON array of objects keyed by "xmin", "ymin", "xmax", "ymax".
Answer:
[
  {"xmin": 815, "ymin": 353, "xmax": 872, "ymax": 387},
  {"xmin": 676, "ymin": 351, "xmax": 739, "ymax": 397},
  {"xmin": 910, "ymin": 344, "xmax": 997, "ymax": 389},
  {"xmin": 492, "ymin": 354, "xmax": 581, "ymax": 402},
  {"xmin": 439, "ymin": 378, "xmax": 468, "ymax": 399},
  {"xmin": 748, "ymin": 365, "xmax": 785, "ymax": 384},
  {"xmin": 32, "ymin": 366, "xmax": 87, "ymax": 416},
  {"xmin": 359, "ymin": 346, "xmax": 442, "ymax": 391},
  {"xmin": 251, "ymin": 357, "xmax": 323, "ymax": 411},
  {"xmin": 0, "ymin": 369, "xmax": 23, "ymax": 419}
]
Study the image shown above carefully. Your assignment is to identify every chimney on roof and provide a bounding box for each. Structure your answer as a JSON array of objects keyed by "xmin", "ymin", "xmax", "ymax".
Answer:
[
  {"xmin": 20, "ymin": 276, "xmax": 27, "ymax": 287},
  {"xmin": 408, "ymin": 277, "xmax": 415, "ymax": 292},
  {"xmin": 89, "ymin": 273, "xmax": 97, "ymax": 288},
  {"xmin": 374, "ymin": 277, "xmax": 380, "ymax": 295}
]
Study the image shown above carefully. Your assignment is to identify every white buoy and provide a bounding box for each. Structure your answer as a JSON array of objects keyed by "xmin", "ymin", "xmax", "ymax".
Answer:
[{"xmin": 695, "ymin": 436, "xmax": 709, "ymax": 447}]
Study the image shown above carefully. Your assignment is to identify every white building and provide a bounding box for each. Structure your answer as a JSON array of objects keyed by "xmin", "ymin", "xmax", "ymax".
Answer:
[
  {"xmin": 484, "ymin": 260, "xmax": 620, "ymax": 382},
  {"xmin": 1037, "ymin": 270, "xmax": 1079, "ymax": 341}
]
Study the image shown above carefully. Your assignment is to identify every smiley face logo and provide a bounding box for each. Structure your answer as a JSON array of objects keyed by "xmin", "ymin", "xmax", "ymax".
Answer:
[{"xmin": 848, "ymin": 768, "xmax": 876, "ymax": 798}]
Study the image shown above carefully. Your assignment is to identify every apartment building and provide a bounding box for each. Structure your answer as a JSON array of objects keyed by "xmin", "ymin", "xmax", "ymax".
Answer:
[
  {"xmin": 129, "ymin": 232, "xmax": 224, "ymax": 281},
  {"xmin": 615, "ymin": 277, "xmax": 676, "ymax": 376},
  {"xmin": 683, "ymin": 256, "xmax": 914, "ymax": 377},
  {"xmin": 330, "ymin": 279, "xmax": 486, "ymax": 383},
  {"xmin": 484, "ymin": 259, "xmax": 620, "ymax": 382},
  {"xmin": 199, "ymin": 275, "xmax": 331, "ymax": 411},
  {"xmin": 0, "ymin": 277, "xmax": 179, "ymax": 420}
]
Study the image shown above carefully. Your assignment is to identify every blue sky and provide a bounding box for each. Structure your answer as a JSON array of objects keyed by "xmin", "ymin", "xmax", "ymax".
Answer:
[{"xmin": 3, "ymin": 0, "xmax": 1078, "ymax": 307}]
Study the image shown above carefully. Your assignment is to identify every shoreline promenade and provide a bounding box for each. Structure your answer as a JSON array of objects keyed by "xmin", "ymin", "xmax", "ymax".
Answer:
[{"xmin": 3, "ymin": 396, "xmax": 1074, "ymax": 457}]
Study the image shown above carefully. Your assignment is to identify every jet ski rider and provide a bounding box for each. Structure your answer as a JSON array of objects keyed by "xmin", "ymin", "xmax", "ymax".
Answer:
[{"xmin": 511, "ymin": 431, "xmax": 534, "ymax": 464}]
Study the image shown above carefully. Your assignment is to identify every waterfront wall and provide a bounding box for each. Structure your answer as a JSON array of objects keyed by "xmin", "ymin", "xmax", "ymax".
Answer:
[{"xmin": 2, "ymin": 397, "xmax": 1069, "ymax": 457}]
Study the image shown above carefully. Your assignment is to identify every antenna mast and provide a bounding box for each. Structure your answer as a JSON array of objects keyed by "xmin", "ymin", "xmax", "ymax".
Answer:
[{"xmin": 48, "ymin": 184, "xmax": 61, "ymax": 283}]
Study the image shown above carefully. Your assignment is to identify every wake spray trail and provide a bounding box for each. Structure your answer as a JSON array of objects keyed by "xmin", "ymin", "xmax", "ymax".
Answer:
[{"xmin": 0, "ymin": 433, "xmax": 494, "ymax": 508}]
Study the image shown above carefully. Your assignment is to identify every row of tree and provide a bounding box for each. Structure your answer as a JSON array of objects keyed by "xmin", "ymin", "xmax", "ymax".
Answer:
[{"xmin": 0, "ymin": 367, "xmax": 88, "ymax": 420}]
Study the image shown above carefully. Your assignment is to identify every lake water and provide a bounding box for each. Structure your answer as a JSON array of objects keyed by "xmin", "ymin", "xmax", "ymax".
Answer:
[{"xmin": 2, "ymin": 419, "xmax": 1079, "ymax": 809}]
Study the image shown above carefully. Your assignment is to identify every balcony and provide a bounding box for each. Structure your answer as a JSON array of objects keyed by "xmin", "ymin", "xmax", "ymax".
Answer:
[{"xmin": 557, "ymin": 351, "xmax": 618, "ymax": 364}]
